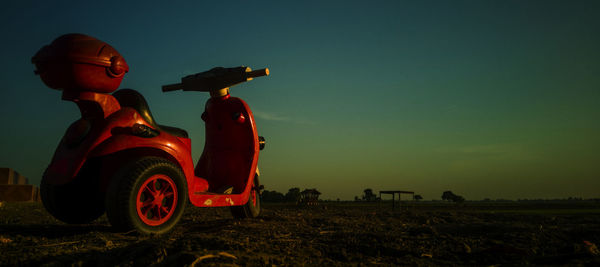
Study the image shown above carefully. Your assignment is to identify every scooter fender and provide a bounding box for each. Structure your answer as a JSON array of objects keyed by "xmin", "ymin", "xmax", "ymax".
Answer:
[{"xmin": 89, "ymin": 132, "xmax": 202, "ymax": 194}]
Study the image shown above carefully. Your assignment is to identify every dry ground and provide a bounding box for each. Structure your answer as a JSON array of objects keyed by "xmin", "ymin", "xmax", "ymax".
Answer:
[{"xmin": 1, "ymin": 201, "xmax": 600, "ymax": 266}]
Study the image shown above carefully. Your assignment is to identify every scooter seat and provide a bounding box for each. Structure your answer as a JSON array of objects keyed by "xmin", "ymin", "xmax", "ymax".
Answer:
[{"xmin": 113, "ymin": 89, "xmax": 189, "ymax": 138}]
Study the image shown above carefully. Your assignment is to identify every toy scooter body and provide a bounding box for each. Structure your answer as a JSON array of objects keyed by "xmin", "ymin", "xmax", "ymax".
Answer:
[{"xmin": 33, "ymin": 34, "xmax": 267, "ymax": 234}]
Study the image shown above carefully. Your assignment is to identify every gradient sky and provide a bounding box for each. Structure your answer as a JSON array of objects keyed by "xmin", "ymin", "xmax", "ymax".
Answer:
[{"xmin": 0, "ymin": 0, "xmax": 598, "ymax": 200}]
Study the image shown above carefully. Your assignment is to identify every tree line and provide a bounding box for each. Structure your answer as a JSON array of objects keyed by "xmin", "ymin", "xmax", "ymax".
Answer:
[
  {"xmin": 262, "ymin": 188, "xmax": 302, "ymax": 203},
  {"xmin": 354, "ymin": 189, "xmax": 464, "ymax": 203},
  {"xmin": 262, "ymin": 187, "xmax": 469, "ymax": 203},
  {"xmin": 262, "ymin": 187, "xmax": 596, "ymax": 203}
]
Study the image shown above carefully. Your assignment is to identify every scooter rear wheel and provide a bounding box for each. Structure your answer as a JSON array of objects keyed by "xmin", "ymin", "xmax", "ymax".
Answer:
[
  {"xmin": 40, "ymin": 164, "xmax": 105, "ymax": 224},
  {"xmin": 230, "ymin": 174, "xmax": 261, "ymax": 219},
  {"xmin": 105, "ymin": 157, "xmax": 187, "ymax": 234}
]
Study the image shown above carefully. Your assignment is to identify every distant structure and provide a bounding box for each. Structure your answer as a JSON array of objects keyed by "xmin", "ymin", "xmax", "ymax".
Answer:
[
  {"xmin": 299, "ymin": 189, "xmax": 321, "ymax": 205},
  {"xmin": 363, "ymin": 188, "xmax": 379, "ymax": 202},
  {"xmin": 379, "ymin": 190, "xmax": 415, "ymax": 209},
  {"xmin": 0, "ymin": 168, "xmax": 40, "ymax": 202}
]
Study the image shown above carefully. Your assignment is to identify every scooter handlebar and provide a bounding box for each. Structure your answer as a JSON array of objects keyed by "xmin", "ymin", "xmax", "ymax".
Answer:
[
  {"xmin": 246, "ymin": 68, "xmax": 269, "ymax": 79},
  {"xmin": 162, "ymin": 83, "xmax": 183, "ymax": 92},
  {"xmin": 162, "ymin": 66, "xmax": 269, "ymax": 92}
]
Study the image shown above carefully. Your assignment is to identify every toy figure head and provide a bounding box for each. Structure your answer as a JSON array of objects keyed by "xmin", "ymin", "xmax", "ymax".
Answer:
[{"xmin": 32, "ymin": 33, "xmax": 129, "ymax": 93}]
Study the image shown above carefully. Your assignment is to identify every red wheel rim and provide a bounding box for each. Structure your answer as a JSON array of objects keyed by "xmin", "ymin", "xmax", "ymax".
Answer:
[
  {"xmin": 251, "ymin": 186, "xmax": 257, "ymax": 206},
  {"xmin": 251, "ymin": 179, "xmax": 258, "ymax": 206},
  {"xmin": 136, "ymin": 174, "xmax": 178, "ymax": 226}
]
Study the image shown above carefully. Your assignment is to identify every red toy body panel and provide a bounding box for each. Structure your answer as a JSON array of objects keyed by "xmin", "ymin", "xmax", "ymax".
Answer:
[
  {"xmin": 191, "ymin": 95, "xmax": 259, "ymax": 207},
  {"xmin": 62, "ymin": 90, "xmax": 121, "ymax": 117},
  {"xmin": 44, "ymin": 91, "xmax": 122, "ymax": 184}
]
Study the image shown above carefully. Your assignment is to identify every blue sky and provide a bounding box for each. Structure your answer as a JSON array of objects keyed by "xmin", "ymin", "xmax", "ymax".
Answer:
[{"xmin": 1, "ymin": 0, "xmax": 599, "ymax": 200}]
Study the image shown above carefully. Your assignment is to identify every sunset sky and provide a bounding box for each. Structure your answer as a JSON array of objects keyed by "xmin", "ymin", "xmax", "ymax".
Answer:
[{"xmin": 1, "ymin": 1, "xmax": 598, "ymax": 200}]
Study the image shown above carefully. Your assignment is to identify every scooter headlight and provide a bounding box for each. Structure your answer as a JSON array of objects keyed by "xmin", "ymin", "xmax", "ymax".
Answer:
[{"xmin": 131, "ymin": 123, "xmax": 159, "ymax": 138}]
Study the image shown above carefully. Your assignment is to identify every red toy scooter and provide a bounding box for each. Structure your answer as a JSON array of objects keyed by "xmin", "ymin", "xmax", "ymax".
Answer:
[{"xmin": 32, "ymin": 34, "xmax": 268, "ymax": 234}]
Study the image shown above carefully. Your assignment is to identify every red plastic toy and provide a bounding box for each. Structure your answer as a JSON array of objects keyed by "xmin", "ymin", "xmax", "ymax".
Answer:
[{"xmin": 32, "ymin": 34, "xmax": 268, "ymax": 234}]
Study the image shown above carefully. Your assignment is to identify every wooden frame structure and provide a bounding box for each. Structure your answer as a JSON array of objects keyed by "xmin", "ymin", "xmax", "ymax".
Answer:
[
  {"xmin": 299, "ymin": 189, "xmax": 321, "ymax": 205},
  {"xmin": 379, "ymin": 190, "xmax": 414, "ymax": 209}
]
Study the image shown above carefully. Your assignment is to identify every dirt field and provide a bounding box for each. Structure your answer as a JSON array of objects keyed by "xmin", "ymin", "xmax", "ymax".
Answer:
[{"xmin": 1, "ymin": 201, "xmax": 599, "ymax": 266}]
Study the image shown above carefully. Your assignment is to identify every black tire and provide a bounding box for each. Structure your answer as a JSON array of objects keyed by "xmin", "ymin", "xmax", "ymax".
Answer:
[
  {"xmin": 230, "ymin": 174, "xmax": 261, "ymax": 219},
  {"xmin": 40, "ymin": 164, "xmax": 105, "ymax": 224},
  {"xmin": 105, "ymin": 157, "xmax": 187, "ymax": 234}
]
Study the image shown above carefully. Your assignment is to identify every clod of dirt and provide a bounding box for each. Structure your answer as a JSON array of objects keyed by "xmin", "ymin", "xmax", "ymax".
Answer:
[
  {"xmin": 584, "ymin": 241, "xmax": 599, "ymax": 256},
  {"xmin": 0, "ymin": 236, "xmax": 12, "ymax": 244}
]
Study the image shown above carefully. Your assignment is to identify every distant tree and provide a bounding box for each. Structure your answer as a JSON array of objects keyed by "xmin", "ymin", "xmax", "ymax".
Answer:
[
  {"xmin": 442, "ymin": 191, "xmax": 454, "ymax": 201},
  {"xmin": 414, "ymin": 195, "xmax": 423, "ymax": 201},
  {"xmin": 363, "ymin": 188, "xmax": 377, "ymax": 202},
  {"xmin": 285, "ymin": 187, "xmax": 301, "ymax": 203},
  {"xmin": 442, "ymin": 191, "xmax": 465, "ymax": 203},
  {"xmin": 262, "ymin": 190, "xmax": 286, "ymax": 202}
]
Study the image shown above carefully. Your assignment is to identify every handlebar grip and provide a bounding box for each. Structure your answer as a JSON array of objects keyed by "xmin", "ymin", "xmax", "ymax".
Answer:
[
  {"xmin": 246, "ymin": 68, "xmax": 269, "ymax": 79},
  {"xmin": 162, "ymin": 83, "xmax": 183, "ymax": 92}
]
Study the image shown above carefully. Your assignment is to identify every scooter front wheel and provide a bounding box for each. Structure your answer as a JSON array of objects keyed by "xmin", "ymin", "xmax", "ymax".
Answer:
[
  {"xmin": 105, "ymin": 157, "xmax": 187, "ymax": 234},
  {"xmin": 230, "ymin": 174, "xmax": 261, "ymax": 219}
]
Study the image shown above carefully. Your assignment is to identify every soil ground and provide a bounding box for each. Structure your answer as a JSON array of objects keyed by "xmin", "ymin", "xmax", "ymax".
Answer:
[{"xmin": 1, "ymin": 201, "xmax": 599, "ymax": 266}]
